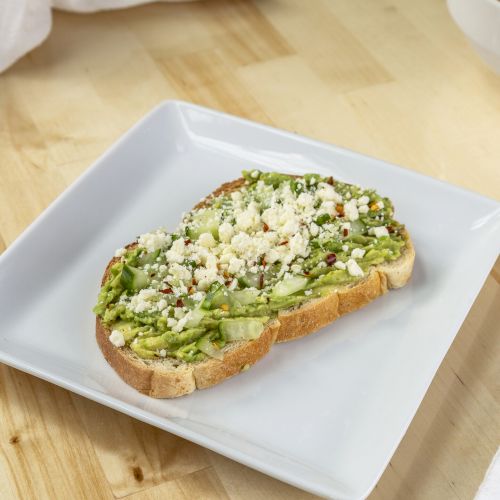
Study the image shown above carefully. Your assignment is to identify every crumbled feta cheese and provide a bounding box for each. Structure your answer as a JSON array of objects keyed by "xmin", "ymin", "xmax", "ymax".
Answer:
[
  {"xmin": 358, "ymin": 205, "xmax": 369, "ymax": 214},
  {"xmin": 334, "ymin": 261, "xmax": 346, "ymax": 270},
  {"xmin": 157, "ymin": 299, "xmax": 168, "ymax": 311},
  {"xmin": 173, "ymin": 307, "xmax": 185, "ymax": 319},
  {"xmin": 304, "ymin": 289, "xmax": 313, "ymax": 296},
  {"xmin": 109, "ymin": 330, "xmax": 125, "ymax": 347},
  {"xmin": 319, "ymin": 200, "xmax": 337, "ymax": 216},
  {"xmin": 129, "ymin": 289, "xmax": 157, "ymax": 313},
  {"xmin": 266, "ymin": 248, "xmax": 280, "ymax": 264},
  {"xmin": 172, "ymin": 311, "xmax": 193, "ymax": 333},
  {"xmin": 114, "ymin": 247, "xmax": 127, "ymax": 258},
  {"xmin": 310, "ymin": 222, "xmax": 319, "ymax": 237},
  {"xmin": 297, "ymin": 192, "xmax": 315, "ymax": 210},
  {"xmin": 351, "ymin": 248, "xmax": 366, "ymax": 259},
  {"xmin": 236, "ymin": 202, "xmax": 261, "ymax": 231},
  {"xmin": 347, "ymin": 259, "xmax": 364, "ymax": 277},
  {"xmin": 170, "ymin": 263, "xmax": 192, "ymax": 283},
  {"xmin": 373, "ymin": 226, "xmax": 389, "ymax": 238},
  {"xmin": 228, "ymin": 257, "xmax": 245, "ymax": 274},
  {"xmin": 315, "ymin": 183, "xmax": 343, "ymax": 203},
  {"xmin": 198, "ymin": 232, "xmax": 216, "ymax": 248},
  {"xmin": 357, "ymin": 195, "xmax": 370, "ymax": 206},
  {"xmin": 138, "ymin": 230, "xmax": 170, "ymax": 253},
  {"xmin": 167, "ymin": 317, "xmax": 177, "ymax": 328},
  {"xmin": 342, "ymin": 244, "xmax": 349, "ymax": 252},
  {"xmin": 219, "ymin": 222, "xmax": 234, "ymax": 243},
  {"xmin": 251, "ymin": 169, "xmax": 259, "ymax": 178},
  {"xmin": 159, "ymin": 349, "xmax": 167, "ymax": 357},
  {"xmin": 194, "ymin": 265, "xmax": 220, "ymax": 291},
  {"xmin": 191, "ymin": 291, "xmax": 205, "ymax": 302},
  {"xmin": 165, "ymin": 238, "xmax": 185, "ymax": 264},
  {"xmin": 289, "ymin": 233, "xmax": 309, "ymax": 259},
  {"xmin": 343, "ymin": 199, "xmax": 359, "ymax": 221}
]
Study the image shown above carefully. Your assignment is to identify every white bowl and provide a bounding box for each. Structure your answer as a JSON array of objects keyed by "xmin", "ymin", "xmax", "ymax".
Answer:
[{"xmin": 447, "ymin": 0, "xmax": 500, "ymax": 74}]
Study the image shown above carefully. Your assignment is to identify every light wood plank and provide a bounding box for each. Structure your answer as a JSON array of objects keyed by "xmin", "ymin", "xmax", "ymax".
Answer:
[
  {"xmin": 126, "ymin": 468, "xmax": 229, "ymax": 500},
  {"xmin": 0, "ymin": 367, "xmax": 114, "ymax": 500},
  {"xmin": 72, "ymin": 395, "xmax": 211, "ymax": 498}
]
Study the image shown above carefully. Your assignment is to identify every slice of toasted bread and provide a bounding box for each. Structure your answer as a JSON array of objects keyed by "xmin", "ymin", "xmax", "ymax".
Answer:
[
  {"xmin": 96, "ymin": 174, "xmax": 414, "ymax": 398},
  {"xmin": 96, "ymin": 252, "xmax": 280, "ymax": 398}
]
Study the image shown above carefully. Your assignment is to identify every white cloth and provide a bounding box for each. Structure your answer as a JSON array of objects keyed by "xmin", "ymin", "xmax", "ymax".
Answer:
[
  {"xmin": 0, "ymin": 0, "xmax": 196, "ymax": 73},
  {"xmin": 475, "ymin": 447, "xmax": 500, "ymax": 500}
]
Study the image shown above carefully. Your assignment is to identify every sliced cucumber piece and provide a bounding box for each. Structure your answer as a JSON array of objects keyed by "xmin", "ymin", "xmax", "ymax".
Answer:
[
  {"xmin": 185, "ymin": 308, "xmax": 206, "ymax": 328},
  {"xmin": 120, "ymin": 264, "xmax": 150, "ymax": 291},
  {"xmin": 196, "ymin": 335, "xmax": 223, "ymax": 360},
  {"xmin": 230, "ymin": 289, "xmax": 259, "ymax": 305},
  {"xmin": 138, "ymin": 248, "xmax": 160, "ymax": 266},
  {"xmin": 238, "ymin": 272, "xmax": 262, "ymax": 289},
  {"xmin": 271, "ymin": 275, "xmax": 308, "ymax": 297},
  {"xmin": 187, "ymin": 209, "xmax": 219, "ymax": 240},
  {"xmin": 201, "ymin": 282, "xmax": 224, "ymax": 310},
  {"xmin": 211, "ymin": 291, "xmax": 231, "ymax": 309},
  {"xmin": 349, "ymin": 219, "xmax": 366, "ymax": 236},
  {"xmin": 219, "ymin": 318, "xmax": 268, "ymax": 341}
]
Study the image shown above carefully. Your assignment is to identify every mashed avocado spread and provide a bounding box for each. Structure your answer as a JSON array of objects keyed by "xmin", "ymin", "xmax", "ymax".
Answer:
[{"xmin": 94, "ymin": 171, "xmax": 406, "ymax": 362}]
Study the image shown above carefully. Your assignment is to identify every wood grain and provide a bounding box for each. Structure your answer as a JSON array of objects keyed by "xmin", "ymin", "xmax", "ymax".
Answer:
[{"xmin": 0, "ymin": 0, "xmax": 499, "ymax": 499}]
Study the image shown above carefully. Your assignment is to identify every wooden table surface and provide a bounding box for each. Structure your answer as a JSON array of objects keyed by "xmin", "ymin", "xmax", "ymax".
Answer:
[{"xmin": 1, "ymin": 1, "xmax": 499, "ymax": 498}]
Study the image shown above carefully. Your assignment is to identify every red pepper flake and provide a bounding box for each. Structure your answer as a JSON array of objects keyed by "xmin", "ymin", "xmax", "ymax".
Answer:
[
  {"xmin": 279, "ymin": 240, "xmax": 289, "ymax": 246},
  {"xmin": 303, "ymin": 271, "xmax": 310, "ymax": 276},
  {"xmin": 326, "ymin": 253, "xmax": 337, "ymax": 266},
  {"xmin": 343, "ymin": 228, "xmax": 349, "ymax": 237},
  {"xmin": 327, "ymin": 176, "xmax": 335, "ymax": 186},
  {"xmin": 263, "ymin": 222, "xmax": 270, "ymax": 232},
  {"xmin": 160, "ymin": 288, "xmax": 173, "ymax": 294},
  {"xmin": 387, "ymin": 225, "xmax": 395, "ymax": 233},
  {"xmin": 336, "ymin": 204, "xmax": 345, "ymax": 217},
  {"xmin": 188, "ymin": 287, "xmax": 195, "ymax": 295},
  {"xmin": 225, "ymin": 280, "xmax": 232, "ymax": 287},
  {"xmin": 223, "ymin": 270, "xmax": 230, "ymax": 279},
  {"xmin": 259, "ymin": 273, "xmax": 264, "ymax": 289},
  {"xmin": 184, "ymin": 239, "xmax": 191, "ymax": 246},
  {"xmin": 176, "ymin": 298, "xmax": 184, "ymax": 307},
  {"xmin": 261, "ymin": 257, "xmax": 267, "ymax": 266},
  {"xmin": 192, "ymin": 278, "xmax": 197, "ymax": 285}
]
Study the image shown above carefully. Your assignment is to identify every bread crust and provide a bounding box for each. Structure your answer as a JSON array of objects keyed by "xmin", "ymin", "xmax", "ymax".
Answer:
[{"xmin": 95, "ymin": 175, "xmax": 415, "ymax": 397}]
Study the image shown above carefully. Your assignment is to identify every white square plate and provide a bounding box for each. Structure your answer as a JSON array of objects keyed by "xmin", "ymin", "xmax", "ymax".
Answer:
[{"xmin": 1, "ymin": 101, "xmax": 499, "ymax": 499}]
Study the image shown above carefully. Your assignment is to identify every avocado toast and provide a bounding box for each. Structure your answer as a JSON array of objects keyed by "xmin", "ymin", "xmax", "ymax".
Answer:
[{"xmin": 94, "ymin": 170, "xmax": 415, "ymax": 398}]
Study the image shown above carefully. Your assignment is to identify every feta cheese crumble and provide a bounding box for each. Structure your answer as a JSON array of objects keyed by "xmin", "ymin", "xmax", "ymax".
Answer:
[
  {"xmin": 372, "ymin": 226, "xmax": 389, "ymax": 238},
  {"xmin": 109, "ymin": 330, "xmax": 125, "ymax": 347},
  {"xmin": 114, "ymin": 247, "xmax": 127, "ymax": 258},
  {"xmin": 347, "ymin": 259, "xmax": 364, "ymax": 277},
  {"xmin": 351, "ymin": 248, "xmax": 366, "ymax": 259}
]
